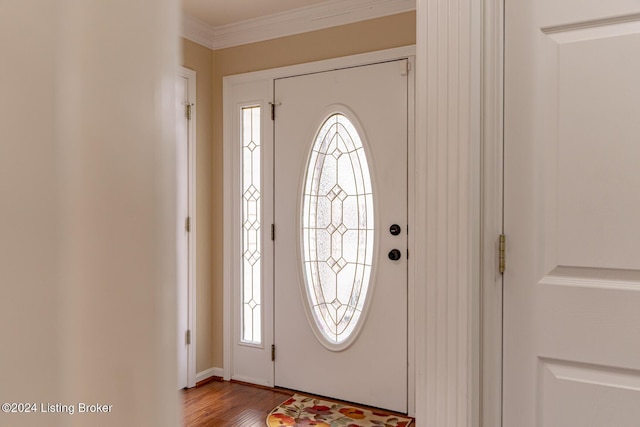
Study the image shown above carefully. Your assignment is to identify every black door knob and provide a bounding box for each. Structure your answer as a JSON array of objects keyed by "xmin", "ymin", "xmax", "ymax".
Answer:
[
  {"xmin": 388, "ymin": 249, "xmax": 402, "ymax": 261},
  {"xmin": 389, "ymin": 224, "xmax": 402, "ymax": 236}
]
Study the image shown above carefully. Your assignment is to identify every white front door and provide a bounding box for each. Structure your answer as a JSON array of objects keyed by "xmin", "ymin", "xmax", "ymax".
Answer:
[
  {"xmin": 274, "ymin": 60, "xmax": 409, "ymax": 412},
  {"xmin": 504, "ymin": 1, "xmax": 640, "ymax": 425}
]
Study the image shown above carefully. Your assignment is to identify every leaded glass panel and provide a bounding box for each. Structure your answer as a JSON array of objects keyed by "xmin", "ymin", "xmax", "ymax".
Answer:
[
  {"xmin": 241, "ymin": 106, "xmax": 261, "ymax": 345},
  {"xmin": 302, "ymin": 113, "xmax": 374, "ymax": 346}
]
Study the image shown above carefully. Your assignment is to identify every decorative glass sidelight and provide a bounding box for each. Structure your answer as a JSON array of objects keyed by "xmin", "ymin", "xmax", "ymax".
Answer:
[
  {"xmin": 302, "ymin": 113, "xmax": 374, "ymax": 347},
  {"xmin": 241, "ymin": 106, "xmax": 261, "ymax": 344}
]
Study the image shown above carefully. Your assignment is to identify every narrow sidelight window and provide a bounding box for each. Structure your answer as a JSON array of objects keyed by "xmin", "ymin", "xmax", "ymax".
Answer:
[{"xmin": 241, "ymin": 106, "xmax": 261, "ymax": 344}]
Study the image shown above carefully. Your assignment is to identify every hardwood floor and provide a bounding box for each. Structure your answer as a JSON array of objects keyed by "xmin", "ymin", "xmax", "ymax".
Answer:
[
  {"xmin": 182, "ymin": 378, "xmax": 414, "ymax": 426},
  {"xmin": 182, "ymin": 379, "xmax": 292, "ymax": 427}
]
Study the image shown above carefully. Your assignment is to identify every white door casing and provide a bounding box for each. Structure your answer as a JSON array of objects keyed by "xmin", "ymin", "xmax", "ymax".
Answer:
[
  {"xmin": 504, "ymin": 2, "xmax": 640, "ymax": 426},
  {"xmin": 228, "ymin": 79, "xmax": 276, "ymax": 387},
  {"xmin": 274, "ymin": 60, "xmax": 409, "ymax": 413},
  {"xmin": 223, "ymin": 47, "xmax": 416, "ymax": 415},
  {"xmin": 176, "ymin": 67, "xmax": 197, "ymax": 389}
]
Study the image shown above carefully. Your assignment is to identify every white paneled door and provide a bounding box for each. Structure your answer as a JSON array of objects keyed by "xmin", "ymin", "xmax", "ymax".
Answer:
[
  {"xmin": 504, "ymin": 1, "xmax": 640, "ymax": 425},
  {"xmin": 274, "ymin": 60, "xmax": 409, "ymax": 412}
]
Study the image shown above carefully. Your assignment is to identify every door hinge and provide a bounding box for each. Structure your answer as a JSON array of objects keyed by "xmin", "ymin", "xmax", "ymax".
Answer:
[
  {"xmin": 186, "ymin": 216, "xmax": 191, "ymax": 232},
  {"xmin": 401, "ymin": 60, "xmax": 411, "ymax": 76},
  {"xmin": 499, "ymin": 234, "xmax": 506, "ymax": 274},
  {"xmin": 271, "ymin": 224, "xmax": 275, "ymax": 241},
  {"xmin": 269, "ymin": 102, "xmax": 281, "ymax": 120},
  {"xmin": 186, "ymin": 103, "xmax": 192, "ymax": 120},
  {"xmin": 271, "ymin": 344, "xmax": 275, "ymax": 361},
  {"xmin": 186, "ymin": 329, "xmax": 191, "ymax": 345}
]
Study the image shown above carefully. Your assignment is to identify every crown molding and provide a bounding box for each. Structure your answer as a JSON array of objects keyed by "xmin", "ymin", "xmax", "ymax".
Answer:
[
  {"xmin": 182, "ymin": 0, "xmax": 416, "ymax": 51},
  {"xmin": 182, "ymin": 14, "xmax": 217, "ymax": 50}
]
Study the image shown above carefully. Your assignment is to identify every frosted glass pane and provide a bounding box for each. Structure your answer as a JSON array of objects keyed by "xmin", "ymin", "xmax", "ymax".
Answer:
[
  {"xmin": 337, "ymin": 155, "xmax": 357, "ymax": 194},
  {"xmin": 318, "ymin": 263, "xmax": 337, "ymax": 302},
  {"xmin": 318, "ymin": 156, "xmax": 336, "ymax": 196},
  {"xmin": 337, "ymin": 264, "xmax": 357, "ymax": 302},
  {"xmin": 341, "ymin": 197, "xmax": 358, "ymax": 229},
  {"xmin": 341, "ymin": 230, "xmax": 359, "ymax": 262},
  {"xmin": 315, "ymin": 197, "xmax": 331, "ymax": 229},
  {"xmin": 301, "ymin": 113, "xmax": 374, "ymax": 346},
  {"xmin": 316, "ymin": 228, "xmax": 331, "ymax": 262}
]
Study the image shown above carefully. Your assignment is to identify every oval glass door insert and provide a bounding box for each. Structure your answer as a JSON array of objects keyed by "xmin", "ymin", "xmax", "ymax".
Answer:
[{"xmin": 302, "ymin": 112, "xmax": 374, "ymax": 348}]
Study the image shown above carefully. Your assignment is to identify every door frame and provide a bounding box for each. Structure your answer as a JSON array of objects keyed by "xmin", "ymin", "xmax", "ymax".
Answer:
[
  {"xmin": 479, "ymin": 0, "xmax": 505, "ymax": 425},
  {"xmin": 223, "ymin": 0, "xmax": 506, "ymax": 422},
  {"xmin": 223, "ymin": 45, "xmax": 417, "ymax": 414},
  {"xmin": 413, "ymin": 0, "xmax": 501, "ymax": 425},
  {"xmin": 178, "ymin": 66, "xmax": 197, "ymax": 389}
]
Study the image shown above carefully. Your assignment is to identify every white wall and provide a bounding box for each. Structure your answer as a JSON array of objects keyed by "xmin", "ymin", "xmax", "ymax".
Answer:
[{"xmin": 0, "ymin": 1, "xmax": 180, "ymax": 426}]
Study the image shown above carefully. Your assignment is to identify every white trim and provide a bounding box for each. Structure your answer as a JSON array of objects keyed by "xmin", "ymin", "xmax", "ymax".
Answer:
[
  {"xmin": 195, "ymin": 367, "xmax": 224, "ymax": 384},
  {"xmin": 470, "ymin": 1, "xmax": 483, "ymax": 425},
  {"xmin": 182, "ymin": 15, "xmax": 217, "ymax": 51},
  {"xmin": 406, "ymin": 55, "xmax": 417, "ymax": 417},
  {"xmin": 223, "ymin": 45, "xmax": 417, "ymax": 415},
  {"xmin": 480, "ymin": 0, "xmax": 504, "ymax": 425},
  {"xmin": 179, "ymin": 66, "xmax": 198, "ymax": 389},
  {"xmin": 225, "ymin": 88, "xmax": 275, "ymax": 387},
  {"xmin": 231, "ymin": 375, "xmax": 272, "ymax": 388},
  {"xmin": 223, "ymin": 83, "xmax": 232, "ymax": 381},
  {"xmin": 224, "ymin": 46, "xmax": 416, "ymax": 85},
  {"xmin": 414, "ymin": 0, "xmax": 481, "ymax": 425},
  {"xmin": 182, "ymin": 0, "xmax": 416, "ymax": 50}
]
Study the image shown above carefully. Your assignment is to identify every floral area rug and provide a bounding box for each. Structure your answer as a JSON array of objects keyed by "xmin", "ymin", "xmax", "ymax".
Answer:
[{"xmin": 266, "ymin": 394, "xmax": 413, "ymax": 427}]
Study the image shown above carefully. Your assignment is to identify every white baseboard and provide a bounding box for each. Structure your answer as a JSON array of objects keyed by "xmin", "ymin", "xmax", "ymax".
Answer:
[
  {"xmin": 231, "ymin": 374, "xmax": 272, "ymax": 388},
  {"xmin": 195, "ymin": 368, "xmax": 271, "ymax": 388},
  {"xmin": 196, "ymin": 367, "xmax": 224, "ymax": 383}
]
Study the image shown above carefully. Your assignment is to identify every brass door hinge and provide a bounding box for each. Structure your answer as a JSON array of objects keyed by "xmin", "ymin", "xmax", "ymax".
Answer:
[
  {"xmin": 269, "ymin": 102, "xmax": 281, "ymax": 120},
  {"xmin": 186, "ymin": 216, "xmax": 191, "ymax": 232},
  {"xmin": 499, "ymin": 234, "xmax": 506, "ymax": 274},
  {"xmin": 186, "ymin": 104, "xmax": 192, "ymax": 120},
  {"xmin": 186, "ymin": 329, "xmax": 191, "ymax": 345},
  {"xmin": 271, "ymin": 344, "xmax": 275, "ymax": 361},
  {"xmin": 271, "ymin": 224, "xmax": 275, "ymax": 241}
]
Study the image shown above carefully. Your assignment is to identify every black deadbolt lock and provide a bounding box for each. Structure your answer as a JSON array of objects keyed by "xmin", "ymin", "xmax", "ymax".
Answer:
[
  {"xmin": 389, "ymin": 224, "xmax": 402, "ymax": 236},
  {"xmin": 388, "ymin": 249, "xmax": 402, "ymax": 261}
]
